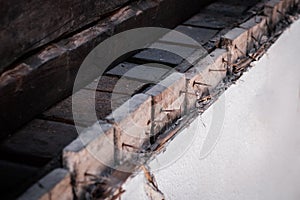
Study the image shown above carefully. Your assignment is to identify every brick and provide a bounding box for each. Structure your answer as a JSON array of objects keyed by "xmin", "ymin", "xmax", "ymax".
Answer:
[
  {"xmin": 63, "ymin": 122, "xmax": 114, "ymax": 196},
  {"xmin": 158, "ymin": 25, "xmax": 218, "ymax": 46},
  {"xmin": 145, "ymin": 73, "xmax": 186, "ymax": 135},
  {"xmin": 106, "ymin": 94, "xmax": 152, "ymax": 161},
  {"xmin": 42, "ymin": 89, "xmax": 129, "ymax": 127},
  {"xmin": 19, "ymin": 168, "xmax": 72, "ymax": 200},
  {"xmin": 132, "ymin": 42, "xmax": 197, "ymax": 67},
  {"xmin": 0, "ymin": 160, "xmax": 38, "ymax": 198},
  {"xmin": 85, "ymin": 75, "xmax": 150, "ymax": 96},
  {"xmin": 184, "ymin": 11, "xmax": 240, "ymax": 29},
  {"xmin": 264, "ymin": 0, "xmax": 284, "ymax": 28},
  {"xmin": 204, "ymin": 2, "xmax": 248, "ymax": 17},
  {"xmin": 185, "ymin": 49, "xmax": 227, "ymax": 110},
  {"xmin": 0, "ymin": 120, "xmax": 78, "ymax": 165},
  {"xmin": 222, "ymin": 27, "xmax": 248, "ymax": 62},
  {"xmin": 106, "ymin": 62, "xmax": 170, "ymax": 83},
  {"xmin": 239, "ymin": 16, "xmax": 268, "ymax": 51}
]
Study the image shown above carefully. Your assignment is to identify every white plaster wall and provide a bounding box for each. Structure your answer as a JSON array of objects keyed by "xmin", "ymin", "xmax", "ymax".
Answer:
[{"xmin": 122, "ymin": 19, "xmax": 300, "ymax": 200}]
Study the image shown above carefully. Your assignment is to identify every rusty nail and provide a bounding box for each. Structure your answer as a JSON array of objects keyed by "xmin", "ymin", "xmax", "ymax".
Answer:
[
  {"xmin": 251, "ymin": 34, "xmax": 259, "ymax": 43},
  {"xmin": 209, "ymin": 69, "xmax": 227, "ymax": 72},
  {"xmin": 193, "ymin": 81, "xmax": 212, "ymax": 87},
  {"xmin": 161, "ymin": 108, "xmax": 179, "ymax": 113},
  {"xmin": 122, "ymin": 143, "xmax": 139, "ymax": 150}
]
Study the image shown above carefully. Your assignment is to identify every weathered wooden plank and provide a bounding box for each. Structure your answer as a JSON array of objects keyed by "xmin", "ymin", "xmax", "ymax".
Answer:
[
  {"xmin": 41, "ymin": 89, "xmax": 130, "ymax": 127},
  {"xmin": 0, "ymin": 120, "xmax": 78, "ymax": 165},
  {"xmin": 0, "ymin": 0, "xmax": 131, "ymax": 73},
  {"xmin": 106, "ymin": 62, "xmax": 170, "ymax": 82},
  {"xmin": 85, "ymin": 74, "xmax": 149, "ymax": 94},
  {"xmin": 159, "ymin": 25, "xmax": 219, "ymax": 46},
  {"xmin": 0, "ymin": 0, "xmax": 213, "ymax": 139},
  {"xmin": 0, "ymin": 160, "xmax": 38, "ymax": 199},
  {"xmin": 184, "ymin": 0, "xmax": 261, "ymax": 29}
]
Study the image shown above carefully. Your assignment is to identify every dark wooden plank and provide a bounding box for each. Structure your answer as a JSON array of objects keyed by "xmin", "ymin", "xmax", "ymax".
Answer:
[
  {"xmin": 204, "ymin": 2, "xmax": 249, "ymax": 17},
  {"xmin": 159, "ymin": 25, "xmax": 219, "ymax": 46},
  {"xmin": 131, "ymin": 42, "xmax": 198, "ymax": 66},
  {"xmin": 41, "ymin": 89, "xmax": 130, "ymax": 127},
  {"xmin": 0, "ymin": 0, "xmax": 214, "ymax": 139},
  {"xmin": 106, "ymin": 62, "xmax": 170, "ymax": 82},
  {"xmin": 85, "ymin": 75, "xmax": 120, "ymax": 93},
  {"xmin": 184, "ymin": 0, "xmax": 260, "ymax": 28},
  {"xmin": 184, "ymin": 11, "xmax": 241, "ymax": 29},
  {"xmin": 0, "ymin": 160, "xmax": 38, "ymax": 198},
  {"xmin": 0, "ymin": 0, "xmax": 131, "ymax": 73},
  {"xmin": 0, "ymin": 120, "xmax": 78, "ymax": 165},
  {"xmin": 85, "ymin": 74, "xmax": 150, "ymax": 94}
]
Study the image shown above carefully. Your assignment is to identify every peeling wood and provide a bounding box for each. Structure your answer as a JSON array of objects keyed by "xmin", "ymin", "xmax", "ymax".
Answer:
[
  {"xmin": 142, "ymin": 165, "xmax": 165, "ymax": 200},
  {"xmin": 0, "ymin": 0, "xmax": 132, "ymax": 73},
  {"xmin": 0, "ymin": 0, "xmax": 214, "ymax": 139}
]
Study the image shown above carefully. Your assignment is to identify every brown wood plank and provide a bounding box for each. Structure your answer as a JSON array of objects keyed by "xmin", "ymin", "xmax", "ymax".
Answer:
[
  {"xmin": 0, "ymin": 120, "xmax": 78, "ymax": 166},
  {"xmin": 85, "ymin": 74, "xmax": 149, "ymax": 94},
  {"xmin": 0, "ymin": 0, "xmax": 131, "ymax": 73},
  {"xmin": 0, "ymin": 0, "xmax": 214, "ymax": 139},
  {"xmin": 41, "ymin": 89, "xmax": 130, "ymax": 127}
]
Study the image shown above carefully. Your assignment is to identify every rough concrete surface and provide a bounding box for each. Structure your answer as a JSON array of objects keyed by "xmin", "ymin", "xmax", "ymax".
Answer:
[{"xmin": 121, "ymin": 18, "xmax": 300, "ymax": 200}]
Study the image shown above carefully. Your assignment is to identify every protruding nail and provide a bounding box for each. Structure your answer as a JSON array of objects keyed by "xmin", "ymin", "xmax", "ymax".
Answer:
[
  {"xmin": 209, "ymin": 69, "xmax": 227, "ymax": 72},
  {"xmin": 193, "ymin": 81, "xmax": 212, "ymax": 87},
  {"xmin": 161, "ymin": 109, "xmax": 180, "ymax": 113},
  {"xmin": 122, "ymin": 143, "xmax": 139, "ymax": 150}
]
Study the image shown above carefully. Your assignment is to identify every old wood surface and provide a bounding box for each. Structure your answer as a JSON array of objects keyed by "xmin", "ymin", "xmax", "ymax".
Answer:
[
  {"xmin": 0, "ymin": 0, "xmax": 213, "ymax": 139},
  {"xmin": 0, "ymin": 0, "xmax": 131, "ymax": 73}
]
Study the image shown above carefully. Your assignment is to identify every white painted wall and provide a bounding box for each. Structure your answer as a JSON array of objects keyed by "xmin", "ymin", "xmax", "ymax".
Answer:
[{"xmin": 122, "ymin": 19, "xmax": 300, "ymax": 200}]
